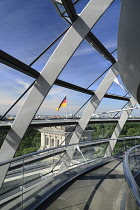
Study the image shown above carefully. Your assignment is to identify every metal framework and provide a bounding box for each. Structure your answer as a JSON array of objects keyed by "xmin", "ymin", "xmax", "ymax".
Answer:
[
  {"xmin": 105, "ymin": 97, "xmax": 137, "ymax": 156},
  {"xmin": 59, "ymin": 63, "xmax": 119, "ymax": 172},
  {"xmin": 0, "ymin": 0, "xmax": 115, "ymax": 188},
  {"xmin": 0, "ymin": 0, "xmax": 139, "ymax": 196}
]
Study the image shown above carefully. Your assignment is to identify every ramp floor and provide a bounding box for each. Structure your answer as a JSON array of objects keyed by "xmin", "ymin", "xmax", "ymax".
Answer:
[{"xmin": 37, "ymin": 160, "xmax": 125, "ymax": 210}]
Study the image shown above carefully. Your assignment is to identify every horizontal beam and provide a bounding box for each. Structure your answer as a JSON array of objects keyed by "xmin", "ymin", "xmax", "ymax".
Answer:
[
  {"xmin": 56, "ymin": 79, "xmax": 130, "ymax": 101},
  {"xmin": 0, "ymin": 50, "xmax": 39, "ymax": 79},
  {"xmin": 86, "ymin": 32, "xmax": 116, "ymax": 63},
  {"xmin": 0, "ymin": 50, "xmax": 129, "ymax": 101},
  {"xmin": 1, "ymin": 118, "xmax": 140, "ymax": 130}
]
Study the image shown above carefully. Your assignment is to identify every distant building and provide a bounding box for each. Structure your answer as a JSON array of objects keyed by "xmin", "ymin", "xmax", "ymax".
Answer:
[{"xmin": 39, "ymin": 126, "xmax": 93, "ymax": 150}]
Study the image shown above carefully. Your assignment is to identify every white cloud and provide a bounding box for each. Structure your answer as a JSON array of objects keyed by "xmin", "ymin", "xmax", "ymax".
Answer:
[
  {"xmin": 0, "ymin": 97, "xmax": 23, "ymax": 107},
  {"xmin": 48, "ymin": 86, "xmax": 66, "ymax": 96},
  {"xmin": 74, "ymin": 47, "xmax": 93, "ymax": 57},
  {"xmin": 0, "ymin": 91, "xmax": 25, "ymax": 115},
  {"xmin": 16, "ymin": 79, "xmax": 30, "ymax": 89},
  {"xmin": 104, "ymin": 40, "xmax": 117, "ymax": 50},
  {"xmin": 73, "ymin": 39, "xmax": 116, "ymax": 57}
]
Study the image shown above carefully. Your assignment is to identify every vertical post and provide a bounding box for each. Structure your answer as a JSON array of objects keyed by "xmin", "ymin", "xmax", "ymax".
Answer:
[{"xmin": 66, "ymin": 95, "xmax": 68, "ymax": 119}]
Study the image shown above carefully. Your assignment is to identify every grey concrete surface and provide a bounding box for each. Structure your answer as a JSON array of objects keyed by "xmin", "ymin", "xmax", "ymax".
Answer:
[{"xmin": 36, "ymin": 160, "xmax": 125, "ymax": 210}]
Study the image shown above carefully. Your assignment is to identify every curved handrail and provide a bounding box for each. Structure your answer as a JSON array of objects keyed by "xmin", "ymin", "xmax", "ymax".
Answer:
[
  {"xmin": 123, "ymin": 145, "xmax": 140, "ymax": 208},
  {"xmin": 0, "ymin": 136, "xmax": 139, "ymax": 167},
  {"xmin": 0, "ymin": 139, "xmax": 109, "ymax": 166}
]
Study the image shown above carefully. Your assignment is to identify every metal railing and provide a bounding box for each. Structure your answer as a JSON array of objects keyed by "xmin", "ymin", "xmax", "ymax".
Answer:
[
  {"xmin": 0, "ymin": 137, "xmax": 140, "ymax": 209},
  {"xmin": 123, "ymin": 145, "xmax": 140, "ymax": 209},
  {"xmin": 0, "ymin": 139, "xmax": 110, "ymax": 210}
]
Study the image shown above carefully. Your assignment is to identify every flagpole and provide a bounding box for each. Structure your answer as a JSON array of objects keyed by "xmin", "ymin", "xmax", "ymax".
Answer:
[{"xmin": 66, "ymin": 95, "xmax": 68, "ymax": 119}]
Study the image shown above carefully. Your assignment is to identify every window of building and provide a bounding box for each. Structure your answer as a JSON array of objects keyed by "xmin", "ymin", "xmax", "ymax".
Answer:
[
  {"xmin": 56, "ymin": 139, "xmax": 59, "ymax": 146},
  {"xmin": 51, "ymin": 138, "xmax": 54, "ymax": 147},
  {"xmin": 46, "ymin": 137, "xmax": 49, "ymax": 145}
]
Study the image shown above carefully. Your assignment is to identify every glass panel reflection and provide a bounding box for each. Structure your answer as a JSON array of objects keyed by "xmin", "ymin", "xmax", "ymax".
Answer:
[{"xmin": 0, "ymin": 160, "xmax": 23, "ymax": 209}]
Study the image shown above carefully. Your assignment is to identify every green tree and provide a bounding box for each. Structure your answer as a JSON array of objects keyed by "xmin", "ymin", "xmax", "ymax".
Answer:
[{"xmin": 15, "ymin": 128, "xmax": 41, "ymax": 157}]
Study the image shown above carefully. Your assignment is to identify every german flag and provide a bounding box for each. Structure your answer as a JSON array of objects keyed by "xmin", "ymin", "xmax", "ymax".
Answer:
[{"xmin": 55, "ymin": 97, "xmax": 67, "ymax": 111}]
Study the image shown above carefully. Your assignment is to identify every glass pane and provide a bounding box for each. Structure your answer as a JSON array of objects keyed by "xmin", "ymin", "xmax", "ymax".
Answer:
[
  {"xmin": 31, "ymin": 37, "xmax": 64, "ymax": 72},
  {"xmin": 87, "ymin": 68, "xmax": 110, "ymax": 91},
  {"xmin": 120, "ymin": 123, "xmax": 140, "ymax": 138},
  {"xmin": 113, "ymin": 140, "xmax": 124, "ymax": 156},
  {"xmin": 0, "ymin": 159, "xmax": 23, "ymax": 209},
  {"xmin": 15, "ymin": 127, "xmax": 41, "ymax": 157},
  {"xmin": 58, "ymin": 40, "xmax": 111, "ymax": 89},
  {"xmin": 91, "ymin": 0, "xmax": 121, "ymax": 53},
  {"xmin": 74, "ymin": 0, "xmax": 90, "ymax": 14},
  {"xmin": 0, "ymin": 64, "xmax": 34, "ymax": 117},
  {"xmin": 95, "ymin": 98, "xmax": 127, "ymax": 119},
  {"xmin": 0, "ymin": 129, "xmax": 8, "ymax": 149},
  {"xmin": 130, "ymin": 108, "xmax": 140, "ymax": 119},
  {"xmin": 0, "ymin": 0, "xmax": 67, "ymax": 64},
  {"xmin": 107, "ymin": 76, "xmax": 128, "ymax": 96},
  {"xmin": 36, "ymin": 86, "xmax": 90, "ymax": 117},
  {"xmin": 89, "ymin": 123, "xmax": 116, "ymax": 140},
  {"xmin": 56, "ymin": 2, "xmax": 66, "ymax": 14},
  {"xmin": 72, "ymin": 147, "xmax": 86, "ymax": 165},
  {"xmin": 22, "ymin": 148, "xmax": 65, "ymax": 208},
  {"xmin": 128, "ymin": 145, "xmax": 140, "ymax": 181}
]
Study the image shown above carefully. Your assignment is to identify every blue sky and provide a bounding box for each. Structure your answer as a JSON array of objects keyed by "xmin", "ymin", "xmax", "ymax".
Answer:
[{"xmin": 0, "ymin": 0, "xmax": 139, "ymax": 116}]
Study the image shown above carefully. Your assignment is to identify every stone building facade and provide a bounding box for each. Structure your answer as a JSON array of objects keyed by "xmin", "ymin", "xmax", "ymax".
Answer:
[{"xmin": 39, "ymin": 126, "xmax": 93, "ymax": 150}]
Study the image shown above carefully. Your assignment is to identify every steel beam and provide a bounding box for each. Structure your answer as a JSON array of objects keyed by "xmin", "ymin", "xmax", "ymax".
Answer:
[
  {"xmin": 1, "ymin": 118, "xmax": 140, "ymax": 130},
  {"xmin": 55, "ymin": 79, "xmax": 130, "ymax": 101},
  {"xmin": 0, "ymin": 0, "xmax": 114, "ymax": 188},
  {"xmin": 59, "ymin": 62, "xmax": 119, "ymax": 173},
  {"xmin": 61, "ymin": 0, "xmax": 116, "ymax": 63},
  {"xmin": 105, "ymin": 97, "xmax": 137, "ymax": 156},
  {"xmin": 0, "ymin": 82, "xmax": 35, "ymax": 120},
  {"xmin": 61, "ymin": 0, "xmax": 78, "ymax": 22},
  {"xmin": 0, "ymin": 50, "xmax": 39, "ymax": 79},
  {"xmin": 86, "ymin": 31, "xmax": 116, "ymax": 63},
  {"xmin": 0, "ymin": 50, "xmax": 129, "ymax": 101},
  {"xmin": 29, "ymin": 27, "xmax": 70, "ymax": 67},
  {"xmin": 1, "ymin": 79, "xmax": 130, "ymax": 122}
]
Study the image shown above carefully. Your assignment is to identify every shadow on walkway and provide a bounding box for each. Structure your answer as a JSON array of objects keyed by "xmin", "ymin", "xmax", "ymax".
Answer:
[{"xmin": 36, "ymin": 160, "xmax": 124, "ymax": 210}]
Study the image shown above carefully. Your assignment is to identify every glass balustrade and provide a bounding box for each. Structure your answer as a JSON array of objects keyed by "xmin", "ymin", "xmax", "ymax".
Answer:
[
  {"xmin": 123, "ymin": 145, "xmax": 140, "ymax": 209},
  {"xmin": 0, "ymin": 137, "xmax": 140, "ymax": 209}
]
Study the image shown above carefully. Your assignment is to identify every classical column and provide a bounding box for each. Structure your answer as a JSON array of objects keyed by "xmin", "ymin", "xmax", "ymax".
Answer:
[{"xmin": 40, "ymin": 132, "xmax": 46, "ymax": 150}]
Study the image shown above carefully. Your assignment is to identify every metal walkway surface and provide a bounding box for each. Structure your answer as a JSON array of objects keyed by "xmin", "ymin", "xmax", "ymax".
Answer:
[{"xmin": 36, "ymin": 160, "xmax": 125, "ymax": 210}]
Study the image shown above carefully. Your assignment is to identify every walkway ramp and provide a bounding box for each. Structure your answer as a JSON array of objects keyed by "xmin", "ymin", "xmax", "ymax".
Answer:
[{"xmin": 37, "ymin": 160, "xmax": 124, "ymax": 210}]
